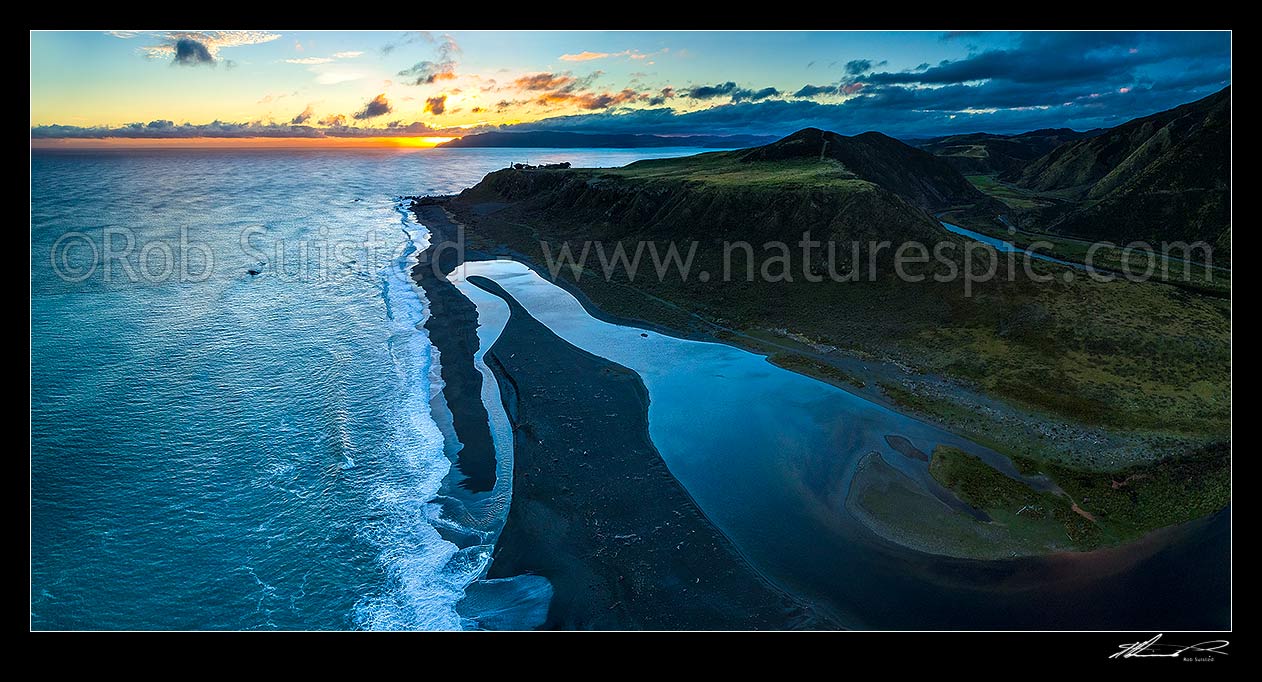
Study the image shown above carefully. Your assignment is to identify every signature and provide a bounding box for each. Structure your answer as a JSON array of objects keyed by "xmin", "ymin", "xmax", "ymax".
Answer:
[{"xmin": 1111, "ymin": 634, "xmax": 1230, "ymax": 660}]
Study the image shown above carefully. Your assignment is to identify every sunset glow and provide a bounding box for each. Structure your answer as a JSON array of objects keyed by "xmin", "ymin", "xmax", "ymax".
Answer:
[{"xmin": 30, "ymin": 31, "xmax": 1231, "ymax": 145}]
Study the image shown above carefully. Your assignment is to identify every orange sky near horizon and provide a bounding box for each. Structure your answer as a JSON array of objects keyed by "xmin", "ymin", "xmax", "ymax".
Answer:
[{"xmin": 30, "ymin": 136, "xmax": 460, "ymax": 150}]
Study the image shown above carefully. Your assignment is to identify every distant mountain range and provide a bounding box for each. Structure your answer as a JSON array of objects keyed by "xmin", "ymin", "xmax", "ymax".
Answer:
[{"xmin": 439, "ymin": 131, "xmax": 777, "ymax": 149}]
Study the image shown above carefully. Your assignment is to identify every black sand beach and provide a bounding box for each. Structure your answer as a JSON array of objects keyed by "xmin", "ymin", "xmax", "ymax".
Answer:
[
  {"xmin": 469, "ymin": 275, "xmax": 830, "ymax": 629},
  {"xmin": 411, "ymin": 201, "xmax": 497, "ymax": 492}
]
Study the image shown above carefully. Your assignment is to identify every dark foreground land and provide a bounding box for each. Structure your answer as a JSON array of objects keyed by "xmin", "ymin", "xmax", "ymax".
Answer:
[
  {"xmin": 470, "ymin": 275, "xmax": 829, "ymax": 629},
  {"xmin": 430, "ymin": 124, "xmax": 1229, "ymax": 557},
  {"xmin": 411, "ymin": 201, "xmax": 828, "ymax": 629}
]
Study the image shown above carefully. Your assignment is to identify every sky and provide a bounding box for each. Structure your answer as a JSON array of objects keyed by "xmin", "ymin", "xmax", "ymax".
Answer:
[{"xmin": 30, "ymin": 30, "xmax": 1231, "ymax": 147}]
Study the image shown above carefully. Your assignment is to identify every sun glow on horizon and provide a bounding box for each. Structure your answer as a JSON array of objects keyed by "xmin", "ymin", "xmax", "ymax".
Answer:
[{"xmin": 30, "ymin": 135, "xmax": 460, "ymax": 150}]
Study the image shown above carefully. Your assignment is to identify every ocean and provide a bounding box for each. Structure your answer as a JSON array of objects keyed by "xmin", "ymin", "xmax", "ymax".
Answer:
[{"xmin": 29, "ymin": 146, "xmax": 709, "ymax": 630}]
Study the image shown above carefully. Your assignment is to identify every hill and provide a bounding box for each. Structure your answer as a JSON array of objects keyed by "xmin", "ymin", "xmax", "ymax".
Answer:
[
  {"xmin": 916, "ymin": 128, "xmax": 1100, "ymax": 176},
  {"xmin": 1007, "ymin": 87, "xmax": 1230, "ymax": 254},
  {"xmin": 459, "ymin": 128, "xmax": 1005, "ymax": 273}
]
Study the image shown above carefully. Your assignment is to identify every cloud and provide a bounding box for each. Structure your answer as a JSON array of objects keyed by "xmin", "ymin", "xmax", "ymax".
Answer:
[
  {"xmin": 863, "ymin": 32, "xmax": 1227, "ymax": 87},
  {"xmin": 494, "ymin": 74, "xmax": 1228, "ymax": 140},
  {"xmin": 685, "ymin": 82, "xmax": 780, "ymax": 102},
  {"xmin": 686, "ymin": 81, "xmax": 738, "ymax": 99},
  {"xmin": 354, "ymin": 94, "xmax": 392, "ymax": 120},
  {"xmin": 425, "ymin": 95, "xmax": 447, "ymax": 115},
  {"xmin": 647, "ymin": 86, "xmax": 675, "ymax": 106},
  {"xmin": 794, "ymin": 84, "xmax": 838, "ymax": 98},
  {"xmin": 559, "ymin": 49, "xmax": 658, "ymax": 62},
  {"xmin": 382, "ymin": 30, "xmax": 433, "ymax": 55},
  {"xmin": 290, "ymin": 105, "xmax": 315, "ymax": 124},
  {"xmin": 844, "ymin": 59, "xmax": 886, "ymax": 75},
  {"xmin": 31, "ymin": 118, "xmax": 479, "ymax": 140},
  {"xmin": 68, "ymin": 31, "xmax": 1232, "ymax": 140},
  {"xmin": 122, "ymin": 31, "xmax": 281, "ymax": 65},
  {"xmin": 543, "ymin": 88, "xmax": 645, "ymax": 110},
  {"xmin": 559, "ymin": 51, "xmax": 612, "ymax": 62},
  {"xmin": 332, "ymin": 51, "xmax": 363, "ymax": 59},
  {"xmin": 732, "ymin": 86, "xmax": 780, "ymax": 102},
  {"xmin": 398, "ymin": 34, "xmax": 460, "ymax": 85},
  {"xmin": 513, "ymin": 72, "xmax": 578, "ymax": 91},
  {"xmin": 173, "ymin": 39, "xmax": 214, "ymax": 66}
]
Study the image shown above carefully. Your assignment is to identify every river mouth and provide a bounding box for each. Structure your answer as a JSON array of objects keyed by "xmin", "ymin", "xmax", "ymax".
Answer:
[{"xmin": 451, "ymin": 258, "xmax": 1231, "ymax": 630}]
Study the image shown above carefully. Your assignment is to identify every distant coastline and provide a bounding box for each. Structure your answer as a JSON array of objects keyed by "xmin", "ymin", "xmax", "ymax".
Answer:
[{"xmin": 438, "ymin": 130, "xmax": 776, "ymax": 149}]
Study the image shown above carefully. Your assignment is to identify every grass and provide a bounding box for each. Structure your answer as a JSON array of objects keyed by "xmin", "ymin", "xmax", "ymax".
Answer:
[
  {"xmin": 930, "ymin": 446, "xmax": 1102, "ymax": 547},
  {"xmin": 965, "ymin": 174, "xmax": 1056, "ymax": 209},
  {"xmin": 940, "ymin": 213, "xmax": 1231, "ymax": 298},
  {"xmin": 599, "ymin": 153, "xmax": 877, "ymax": 190},
  {"xmin": 768, "ymin": 352, "xmax": 866, "ymax": 389},
  {"xmin": 846, "ymin": 453, "xmax": 1076, "ymax": 558},
  {"xmin": 927, "ymin": 444, "xmax": 1230, "ymax": 551}
]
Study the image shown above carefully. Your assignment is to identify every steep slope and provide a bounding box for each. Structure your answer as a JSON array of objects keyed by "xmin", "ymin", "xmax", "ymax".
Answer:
[
  {"xmin": 1008, "ymin": 88, "xmax": 1230, "ymax": 253},
  {"xmin": 740, "ymin": 128, "xmax": 999, "ymax": 212},
  {"xmin": 917, "ymin": 128, "xmax": 1099, "ymax": 176},
  {"xmin": 460, "ymin": 128, "xmax": 1002, "ymax": 254}
]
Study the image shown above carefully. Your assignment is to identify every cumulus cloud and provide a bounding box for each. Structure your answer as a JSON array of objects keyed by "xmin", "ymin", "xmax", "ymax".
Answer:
[
  {"xmin": 318, "ymin": 113, "xmax": 347, "ymax": 127},
  {"xmin": 173, "ymin": 39, "xmax": 214, "ymax": 66},
  {"xmin": 118, "ymin": 30, "xmax": 281, "ymax": 66},
  {"xmin": 398, "ymin": 34, "xmax": 460, "ymax": 85},
  {"xmin": 425, "ymin": 95, "xmax": 447, "ymax": 115},
  {"xmin": 354, "ymin": 94, "xmax": 392, "ymax": 120},
  {"xmin": 290, "ymin": 105, "xmax": 315, "ymax": 124}
]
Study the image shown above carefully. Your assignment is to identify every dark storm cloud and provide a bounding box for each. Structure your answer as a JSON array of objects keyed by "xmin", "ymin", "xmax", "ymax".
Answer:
[
  {"xmin": 732, "ymin": 87, "xmax": 780, "ymax": 102},
  {"xmin": 865, "ymin": 32, "xmax": 1228, "ymax": 86},
  {"xmin": 686, "ymin": 82, "xmax": 738, "ymax": 99},
  {"xmin": 844, "ymin": 59, "xmax": 882, "ymax": 75},
  {"xmin": 794, "ymin": 84, "xmax": 838, "ymax": 98},
  {"xmin": 501, "ymin": 78, "xmax": 1229, "ymax": 140},
  {"xmin": 686, "ymin": 82, "xmax": 780, "ymax": 102},
  {"xmin": 173, "ymin": 38, "xmax": 214, "ymax": 66},
  {"xmin": 354, "ymin": 94, "xmax": 392, "ymax": 120}
]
